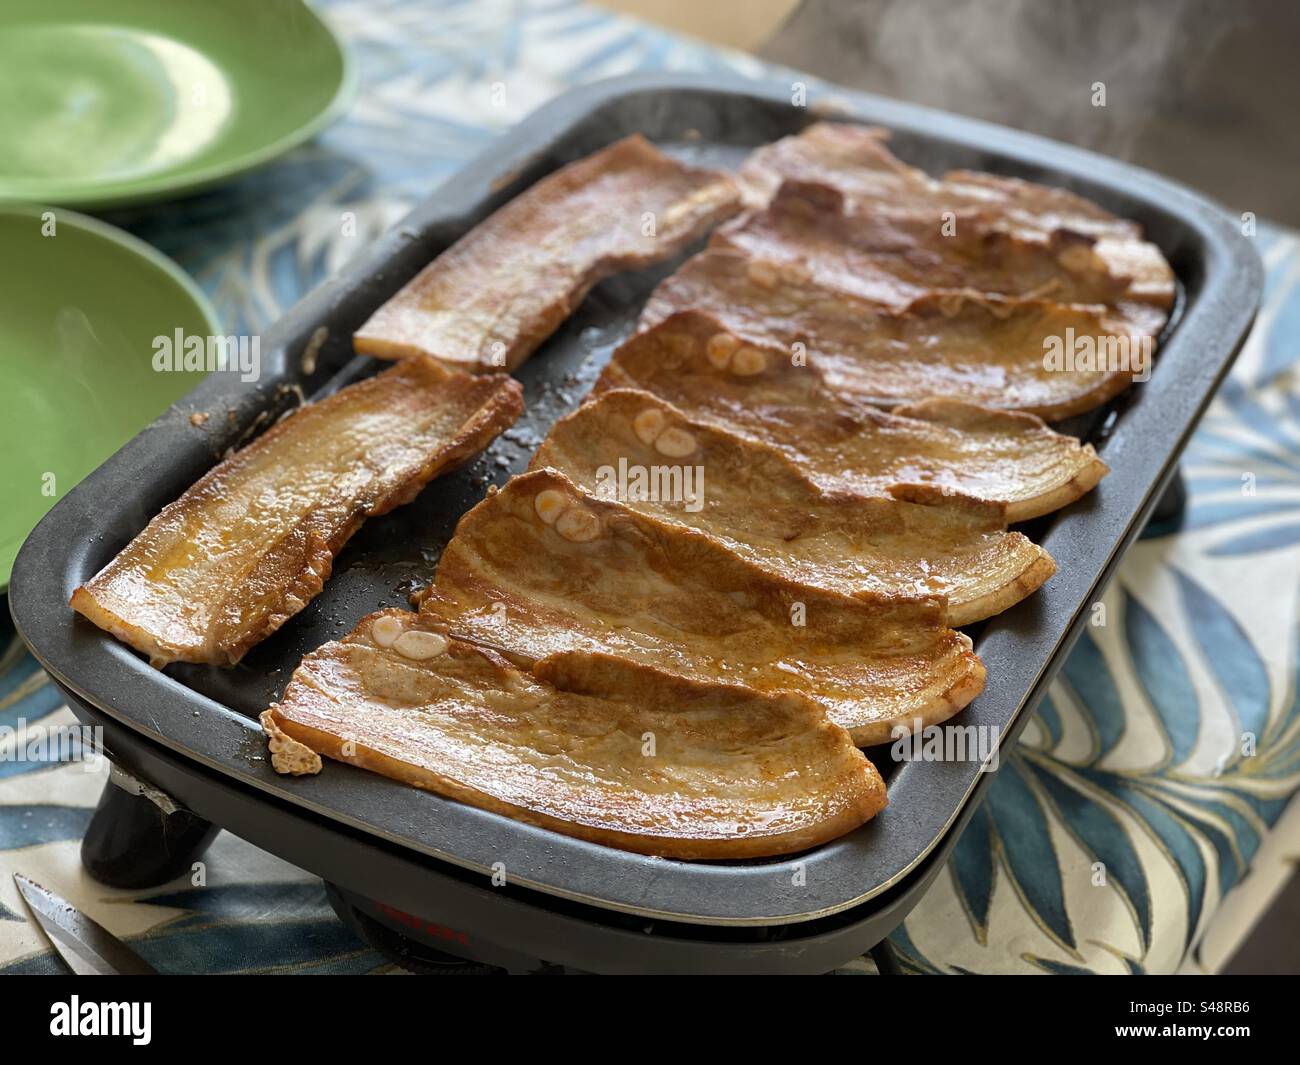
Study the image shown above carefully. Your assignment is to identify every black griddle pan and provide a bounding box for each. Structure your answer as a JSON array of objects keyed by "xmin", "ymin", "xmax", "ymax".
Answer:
[{"xmin": 10, "ymin": 73, "xmax": 1262, "ymax": 932}]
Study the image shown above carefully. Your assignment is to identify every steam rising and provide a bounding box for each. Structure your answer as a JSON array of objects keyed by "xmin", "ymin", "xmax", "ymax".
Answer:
[{"xmin": 764, "ymin": 0, "xmax": 1249, "ymax": 160}]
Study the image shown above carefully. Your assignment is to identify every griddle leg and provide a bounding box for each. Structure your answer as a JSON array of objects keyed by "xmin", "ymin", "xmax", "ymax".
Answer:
[
  {"xmin": 869, "ymin": 939, "xmax": 903, "ymax": 975},
  {"xmin": 81, "ymin": 766, "xmax": 220, "ymax": 889},
  {"xmin": 1140, "ymin": 465, "xmax": 1188, "ymax": 539}
]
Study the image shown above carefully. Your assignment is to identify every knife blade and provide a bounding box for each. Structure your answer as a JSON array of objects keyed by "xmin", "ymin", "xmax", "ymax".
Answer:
[{"xmin": 13, "ymin": 873, "xmax": 157, "ymax": 975}]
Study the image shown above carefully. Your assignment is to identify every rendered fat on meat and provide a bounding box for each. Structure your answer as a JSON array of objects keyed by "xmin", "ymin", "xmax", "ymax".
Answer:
[
  {"xmin": 354, "ymin": 134, "xmax": 741, "ymax": 372},
  {"xmin": 534, "ymin": 389, "xmax": 1055, "ymax": 626},
  {"xmin": 598, "ymin": 310, "xmax": 1108, "ymax": 523},
  {"xmin": 72, "ymin": 359, "xmax": 523, "ymax": 667},
  {"xmin": 265, "ymin": 610, "xmax": 886, "ymax": 858},
  {"xmin": 642, "ymin": 249, "xmax": 1147, "ymax": 420},
  {"xmin": 417, "ymin": 469, "xmax": 987, "ymax": 745}
]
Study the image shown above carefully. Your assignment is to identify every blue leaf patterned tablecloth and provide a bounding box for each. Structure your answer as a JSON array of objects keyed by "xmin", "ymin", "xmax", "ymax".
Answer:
[{"xmin": 2, "ymin": 0, "xmax": 1297, "ymax": 975}]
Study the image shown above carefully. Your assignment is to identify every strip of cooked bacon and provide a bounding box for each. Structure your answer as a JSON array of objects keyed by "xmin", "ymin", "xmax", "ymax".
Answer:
[
  {"xmin": 353, "ymin": 135, "xmax": 740, "ymax": 372},
  {"xmin": 737, "ymin": 122, "xmax": 1174, "ymax": 318},
  {"xmin": 740, "ymin": 124, "xmax": 1127, "ymax": 227},
  {"xmin": 265, "ymin": 610, "xmax": 886, "ymax": 858},
  {"xmin": 943, "ymin": 171, "xmax": 1176, "ymax": 315},
  {"xmin": 641, "ymin": 249, "xmax": 1144, "ymax": 419},
  {"xmin": 71, "ymin": 360, "xmax": 523, "ymax": 667},
  {"xmin": 713, "ymin": 180, "xmax": 1168, "ymax": 337},
  {"xmin": 597, "ymin": 311, "xmax": 1108, "ymax": 522},
  {"xmin": 417, "ymin": 469, "xmax": 986, "ymax": 745},
  {"xmin": 534, "ymin": 390, "xmax": 1053, "ymax": 625}
]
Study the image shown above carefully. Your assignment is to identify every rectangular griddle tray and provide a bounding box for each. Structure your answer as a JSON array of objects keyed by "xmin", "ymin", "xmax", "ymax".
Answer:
[{"xmin": 11, "ymin": 73, "xmax": 1261, "ymax": 928}]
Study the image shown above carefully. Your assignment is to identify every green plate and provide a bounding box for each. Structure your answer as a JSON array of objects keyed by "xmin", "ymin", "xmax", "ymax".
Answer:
[
  {"xmin": 0, "ymin": 0, "xmax": 354, "ymax": 208},
  {"xmin": 0, "ymin": 203, "xmax": 219, "ymax": 590}
]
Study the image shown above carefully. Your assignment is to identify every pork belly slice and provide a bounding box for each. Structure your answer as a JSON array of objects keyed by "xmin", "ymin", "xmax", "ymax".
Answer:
[
  {"xmin": 641, "ymin": 249, "xmax": 1144, "ymax": 419},
  {"xmin": 353, "ymin": 134, "xmax": 741, "ymax": 373},
  {"xmin": 597, "ymin": 311, "xmax": 1107, "ymax": 523},
  {"xmin": 738, "ymin": 123, "xmax": 1128, "ymax": 235},
  {"xmin": 265, "ymin": 610, "xmax": 885, "ymax": 858},
  {"xmin": 737, "ymin": 122, "xmax": 1174, "ymax": 319},
  {"xmin": 417, "ymin": 469, "xmax": 986, "ymax": 746},
  {"xmin": 71, "ymin": 360, "xmax": 523, "ymax": 667},
  {"xmin": 534, "ymin": 390, "xmax": 1053, "ymax": 625},
  {"xmin": 947, "ymin": 170, "xmax": 1176, "ymax": 314},
  {"xmin": 713, "ymin": 180, "xmax": 1167, "ymax": 338}
]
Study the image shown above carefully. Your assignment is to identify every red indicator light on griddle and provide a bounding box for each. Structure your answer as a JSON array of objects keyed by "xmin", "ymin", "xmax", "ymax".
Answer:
[{"xmin": 376, "ymin": 901, "xmax": 470, "ymax": 946}]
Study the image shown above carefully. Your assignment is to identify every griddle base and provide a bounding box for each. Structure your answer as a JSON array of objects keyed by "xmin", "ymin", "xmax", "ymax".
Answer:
[
  {"xmin": 1139, "ymin": 465, "xmax": 1188, "ymax": 539},
  {"xmin": 82, "ymin": 769, "xmax": 219, "ymax": 889}
]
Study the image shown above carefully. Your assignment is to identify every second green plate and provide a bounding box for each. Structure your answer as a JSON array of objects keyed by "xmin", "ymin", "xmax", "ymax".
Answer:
[{"xmin": 0, "ymin": 203, "xmax": 219, "ymax": 590}]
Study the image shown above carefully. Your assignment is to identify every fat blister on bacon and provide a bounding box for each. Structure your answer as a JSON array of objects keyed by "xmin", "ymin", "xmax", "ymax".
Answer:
[
  {"xmin": 353, "ymin": 135, "xmax": 741, "ymax": 373},
  {"xmin": 265, "ymin": 609, "xmax": 886, "ymax": 859},
  {"xmin": 642, "ymin": 249, "xmax": 1144, "ymax": 419},
  {"xmin": 417, "ymin": 469, "xmax": 986, "ymax": 746},
  {"xmin": 534, "ymin": 390, "xmax": 1054, "ymax": 625},
  {"xmin": 71, "ymin": 359, "xmax": 523, "ymax": 667},
  {"xmin": 597, "ymin": 311, "xmax": 1108, "ymax": 522},
  {"xmin": 736, "ymin": 122, "xmax": 1174, "ymax": 322}
]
